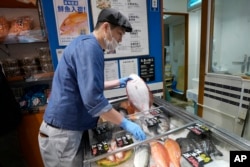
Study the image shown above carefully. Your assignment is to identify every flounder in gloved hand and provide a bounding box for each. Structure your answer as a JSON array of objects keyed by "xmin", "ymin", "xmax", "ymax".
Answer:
[{"xmin": 126, "ymin": 73, "xmax": 154, "ymax": 113}]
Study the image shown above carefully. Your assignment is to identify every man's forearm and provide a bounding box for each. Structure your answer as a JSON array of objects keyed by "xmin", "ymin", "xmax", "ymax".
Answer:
[
  {"xmin": 104, "ymin": 79, "xmax": 120, "ymax": 89},
  {"xmin": 100, "ymin": 108, "xmax": 123, "ymax": 125}
]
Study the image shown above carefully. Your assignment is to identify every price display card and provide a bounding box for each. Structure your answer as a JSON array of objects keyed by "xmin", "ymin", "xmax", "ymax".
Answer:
[
  {"xmin": 139, "ymin": 57, "xmax": 155, "ymax": 81},
  {"xmin": 119, "ymin": 58, "xmax": 138, "ymax": 77},
  {"xmin": 104, "ymin": 60, "xmax": 119, "ymax": 81}
]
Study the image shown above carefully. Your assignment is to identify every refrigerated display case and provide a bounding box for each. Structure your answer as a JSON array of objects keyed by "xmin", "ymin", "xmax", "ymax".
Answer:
[{"xmin": 82, "ymin": 97, "xmax": 250, "ymax": 167}]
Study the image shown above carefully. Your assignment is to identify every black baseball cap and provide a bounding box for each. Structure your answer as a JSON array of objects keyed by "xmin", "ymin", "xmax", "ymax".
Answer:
[{"xmin": 97, "ymin": 8, "xmax": 132, "ymax": 32}]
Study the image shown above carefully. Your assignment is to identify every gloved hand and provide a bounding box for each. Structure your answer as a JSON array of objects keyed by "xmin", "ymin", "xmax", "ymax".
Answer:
[
  {"xmin": 120, "ymin": 117, "xmax": 146, "ymax": 141},
  {"xmin": 119, "ymin": 77, "xmax": 132, "ymax": 88}
]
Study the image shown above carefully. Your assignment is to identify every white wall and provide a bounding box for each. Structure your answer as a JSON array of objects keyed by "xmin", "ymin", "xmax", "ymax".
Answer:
[
  {"xmin": 163, "ymin": 0, "xmax": 201, "ymax": 90},
  {"xmin": 163, "ymin": 0, "xmax": 187, "ymax": 13},
  {"xmin": 213, "ymin": 0, "xmax": 250, "ymax": 74},
  {"xmin": 188, "ymin": 9, "xmax": 201, "ymax": 89}
]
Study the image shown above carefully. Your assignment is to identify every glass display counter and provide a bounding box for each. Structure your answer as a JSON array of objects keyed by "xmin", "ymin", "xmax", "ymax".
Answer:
[{"xmin": 82, "ymin": 97, "xmax": 250, "ymax": 167}]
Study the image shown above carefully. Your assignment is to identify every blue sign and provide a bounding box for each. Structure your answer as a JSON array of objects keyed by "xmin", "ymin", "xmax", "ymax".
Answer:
[{"xmin": 187, "ymin": 0, "xmax": 202, "ymax": 11}]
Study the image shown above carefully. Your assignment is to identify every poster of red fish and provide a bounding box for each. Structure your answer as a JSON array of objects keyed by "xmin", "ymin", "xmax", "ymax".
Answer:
[{"xmin": 53, "ymin": 0, "xmax": 90, "ymax": 46}]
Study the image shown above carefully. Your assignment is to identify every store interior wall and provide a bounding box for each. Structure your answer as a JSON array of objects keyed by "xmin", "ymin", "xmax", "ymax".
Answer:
[
  {"xmin": 211, "ymin": 0, "xmax": 250, "ymax": 75},
  {"xmin": 187, "ymin": 9, "xmax": 201, "ymax": 90},
  {"xmin": 163, "ymin": 0, "xmax": 187, "ymax": 12},
  {"xmin": 163, "ymin": 0, "xmax": 201, "ymax": 93},
  {"xmin": 164, "ymin": 15, "xmax": 185, "ymax": 92},
  {"xmin": 203, "ymin": 0, "xmax": 250, "ymax": 141}
]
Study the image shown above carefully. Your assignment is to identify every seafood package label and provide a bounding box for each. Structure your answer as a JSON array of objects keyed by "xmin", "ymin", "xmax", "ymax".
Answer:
[
  {"xmin": 182, "ymin": 149, "xmax": 213, "ymax": 167},
  {"xmin": 115, "ymin": 134, "xmax": 134, "ymax": 147},
  {"xmin": 90, "ymin": 122, "xmax": 134, "ymax": 157},
  {"xmin": 145, "ymin": 117, "xmax": 159, "ymax": 127},
  {"xmin": 148, "ymin": 108, "xmax": 162, "ymax": 116},
  {"xmin": 187, "ymin": 123, "xmax": 210, "ymax": 136},
  {"xmin": 91, "ymin": 141, "xmax": 109, "ymax": 156},
  {"xmin": 91, "ymin": 134, "xmax": 133, "ymax": 156}
]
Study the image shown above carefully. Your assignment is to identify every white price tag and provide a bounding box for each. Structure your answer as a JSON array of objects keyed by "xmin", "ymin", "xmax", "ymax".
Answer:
[{"xmin": 152, "ymin": 0, "xmax": 158, "ymax": 8}]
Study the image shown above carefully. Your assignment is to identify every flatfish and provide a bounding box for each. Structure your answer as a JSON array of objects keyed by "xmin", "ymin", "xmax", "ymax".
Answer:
[
  {"xmin": 176, "ymin": 137, "xmax": 223, "ymax": 157},
  {"xmin": 187, "ymin": 131, "xmax": 223, "ymax": 156},
  {"xmin": 133, "ymin": 144, "xmax": 150, "ymax": 167},
  {"xmin": 126, "ymin": 73, "xmax": 154, "ymax": 112},
  {"xmin": 176, "ymin": 137, "xmax": 197, "ymax": 153},
  {"xmin": 141, "ymin": 116, "xmax": 158, "ymax": 137},
  {"xmin": 141, "ymin": 115, "xmax": 170, "ymax": 137},
  {"xmin": 157, "ymin": 115, "xmax": 170, "ymax": 134}
]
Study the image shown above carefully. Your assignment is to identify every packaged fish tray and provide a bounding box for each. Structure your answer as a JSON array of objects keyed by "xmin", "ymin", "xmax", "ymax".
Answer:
[
  {"xmin": 167, "ymin": 123, "xmax": 231, "ymax": 167},
  {"xmin": 88, "ymin": 124, "xmax": 136, "ymax": 167},
  {"xmin": 126, "ymin": 106, "xmax": 191, "ymax": 139},
  {"xmin": 85, "ymin": 120, "xmax": 232, "ymax": 167}
]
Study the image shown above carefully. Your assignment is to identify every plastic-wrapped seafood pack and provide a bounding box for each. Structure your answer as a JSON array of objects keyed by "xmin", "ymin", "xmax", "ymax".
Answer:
[{"xmin": 87, "ymin": 122, "xmax": 136, "ymax": 167}]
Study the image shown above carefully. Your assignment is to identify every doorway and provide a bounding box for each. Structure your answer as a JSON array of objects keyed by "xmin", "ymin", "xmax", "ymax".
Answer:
[{"xmin": 163, "ymin": 13, "xmax": 189, "ymax": 104}]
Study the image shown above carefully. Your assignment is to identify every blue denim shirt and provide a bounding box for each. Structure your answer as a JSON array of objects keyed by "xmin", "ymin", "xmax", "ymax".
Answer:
[{"xmin": 43, "ymin": 34, "xmax": 112, "ymax": 131}]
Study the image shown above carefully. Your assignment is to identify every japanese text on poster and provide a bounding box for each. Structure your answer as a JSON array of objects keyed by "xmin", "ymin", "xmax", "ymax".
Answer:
[
  {"xmin": 140, "ymin": 57, "xmax": 155, "ymax": 81},
  {"xmin": 53, "ymin": 0, "xmax": 90, "ymax": 46},
  {"xmin": 91, "ymin": 0, "xmax": 149, "ymax": 58},
  {"xmin": 104, "ymin": 60, "xmax": 119, "ymax": 81},
  {"xmin": 119, "ymin": 58, "xmax": 138, "ymax": 77}
]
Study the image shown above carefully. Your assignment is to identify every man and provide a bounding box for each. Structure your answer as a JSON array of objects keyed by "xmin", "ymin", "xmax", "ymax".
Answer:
[{"xmin": 38, "ymin": 8, "xmax": 146, "ymax": 167}]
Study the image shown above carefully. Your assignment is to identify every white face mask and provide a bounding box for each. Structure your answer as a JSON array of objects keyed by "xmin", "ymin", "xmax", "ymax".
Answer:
[{"xmin": 104, "ymin": 27, "xmax": 118, "ymax": 51}]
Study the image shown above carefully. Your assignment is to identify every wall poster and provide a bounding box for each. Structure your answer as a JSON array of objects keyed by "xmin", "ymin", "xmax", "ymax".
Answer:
[
  {"xmin": 53, "ymin": 0, "xmax": 90, "ymax": 46},
  {"xmin": 139, "ymin": 57, "xmax": 155, "ymax": 82},
  {"xmin": 119, "ymin": 58, "xmax": 138, "ymax": 77},
  {"xmin": 91, "ymin": 0, "xmax": 149, "ymax": 59},
  {"xmin": 104, "ymin": 60, "xmax": 119, "ymax": 81}
]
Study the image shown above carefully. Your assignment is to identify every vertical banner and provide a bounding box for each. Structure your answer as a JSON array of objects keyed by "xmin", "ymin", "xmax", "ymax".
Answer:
[
  {"xmin": 91, "ymin": 0, "xmax": 149, "ymax": 59},
  {"xmin": 53, "ymin": 0, "xmax": 90, "ymax": 46}
]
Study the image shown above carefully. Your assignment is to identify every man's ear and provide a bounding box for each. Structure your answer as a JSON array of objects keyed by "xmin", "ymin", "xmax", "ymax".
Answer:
[{"xmin": 102, "ymin": 22, "xmax": 110, "ymax": 32}]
